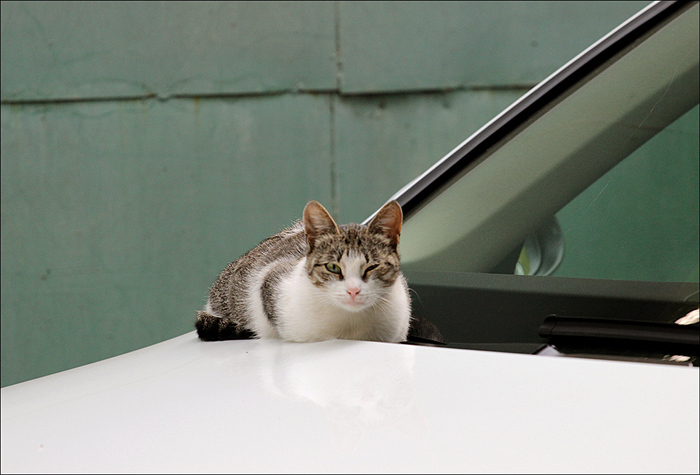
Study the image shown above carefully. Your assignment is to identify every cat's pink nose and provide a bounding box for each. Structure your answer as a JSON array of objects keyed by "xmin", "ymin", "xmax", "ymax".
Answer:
[{"xmin": 346, "ymin": 287, "xmax": 361, "ymax": 298}]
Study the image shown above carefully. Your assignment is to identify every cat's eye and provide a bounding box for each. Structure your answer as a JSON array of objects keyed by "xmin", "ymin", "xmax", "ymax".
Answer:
[
  {"xmin": 325, "ymin": 263, "xmax": 342, "ymax": 275},
  {"xmin": 363, "ymin": 264, "xmax": 379, "ymax": 277}
]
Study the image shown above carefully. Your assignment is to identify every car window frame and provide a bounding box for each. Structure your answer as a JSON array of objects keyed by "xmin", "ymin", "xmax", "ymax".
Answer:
[{"xmin": 378, "ymin": 0, "xmax": 693, "ymax": 221}]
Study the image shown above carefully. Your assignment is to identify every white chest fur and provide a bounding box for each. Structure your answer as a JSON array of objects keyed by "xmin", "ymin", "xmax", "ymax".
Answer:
[{"xmin": 265, "ymin": 259, "xmax": 410, "ymax": 343}]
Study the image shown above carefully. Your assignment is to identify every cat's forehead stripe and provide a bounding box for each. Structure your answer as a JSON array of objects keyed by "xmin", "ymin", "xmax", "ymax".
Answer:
[
  {"xmin": 310, "ymin": 224, "xmax": 392, "ymax": 253},
  {"xmin": 341, "ymin": 250, "xmax": 366, "ymax": 263}
]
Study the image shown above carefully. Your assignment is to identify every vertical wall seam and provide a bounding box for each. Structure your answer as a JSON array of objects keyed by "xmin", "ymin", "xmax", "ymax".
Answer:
[
  {"xmin": 334, "ymin": 0, "xmax": 343, "ymax": 92},
  {"xmin": 329, "ymin": 95, "xmax": 339, "ymax": 219},
  {"xmin": 330, "ymin": 0, "xmax": 342, "ymax": 218}
]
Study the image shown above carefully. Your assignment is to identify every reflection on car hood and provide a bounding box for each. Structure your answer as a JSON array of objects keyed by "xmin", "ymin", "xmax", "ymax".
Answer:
[{"xmin": 2, "ymin": 332, "xmax": 698, "ymax": 473}]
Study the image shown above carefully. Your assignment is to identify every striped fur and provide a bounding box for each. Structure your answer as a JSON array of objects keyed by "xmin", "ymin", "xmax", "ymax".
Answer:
[{"xmin": 195, "ymin": 201, "xmax": 411, "ymax": 343}]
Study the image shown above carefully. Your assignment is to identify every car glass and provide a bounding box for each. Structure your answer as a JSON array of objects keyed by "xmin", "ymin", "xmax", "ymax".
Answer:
[
  {"xmin": 399, "ymin": 3, "xmax": 699, "ymax": 285},
  {"xmin": 546, "ymin": 104, "xmax": 698, "ymax": 283},
  {"xmin": 395, "ymin": 3, "xmax": 698, "ymax": 351}
]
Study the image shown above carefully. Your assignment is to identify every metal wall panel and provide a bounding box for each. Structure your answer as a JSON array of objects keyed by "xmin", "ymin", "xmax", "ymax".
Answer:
[
  {"xmin": 1, "ymin": 1, "xmax": 651, "ymax": 100},
  {"xmin": 0, "ymin": 95, "xmax": 332, "ymax": 386},
  {"xmin": 339, "ymin": 1, "xmax": 650, "ymax": 92},
  {"xmin": 0, "ymin": 1, "xmax": 336, "ymax": 101}
]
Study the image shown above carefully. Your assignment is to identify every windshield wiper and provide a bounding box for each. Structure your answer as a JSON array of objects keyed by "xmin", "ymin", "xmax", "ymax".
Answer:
[{"xmin": 538, "ymin": 315, "xmax": 700, "ymax": 349}]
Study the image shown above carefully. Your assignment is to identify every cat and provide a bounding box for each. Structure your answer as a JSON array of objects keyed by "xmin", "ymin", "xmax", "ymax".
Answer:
[{"xmin": 195, "ymin": 200, "xmax": 413, "ymax": 343}]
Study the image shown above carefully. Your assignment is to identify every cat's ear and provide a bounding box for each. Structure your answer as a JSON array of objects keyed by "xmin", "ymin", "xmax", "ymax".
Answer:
[
  {"xmin": 367, "ymin": 200, "xmax": 403, "ymax": 247},
  {"xmin": 303, "ymin": 200, "xmax": 340, "ymax": 249}
]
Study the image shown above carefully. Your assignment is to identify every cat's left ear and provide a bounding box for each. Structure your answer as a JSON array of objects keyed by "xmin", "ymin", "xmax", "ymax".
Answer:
[
  {"xmin": 303, "ymin": 200, "xmax": 340, "ymax": 249},
  {"xmin": 367, "ymin": 200, "xmax": 403, "ymax": 248}
]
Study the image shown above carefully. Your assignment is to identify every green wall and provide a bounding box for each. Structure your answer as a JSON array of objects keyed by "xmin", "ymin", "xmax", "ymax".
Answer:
[{"xmin": 1, "ymin": 1, "xmax": 650, "ymax": 386}]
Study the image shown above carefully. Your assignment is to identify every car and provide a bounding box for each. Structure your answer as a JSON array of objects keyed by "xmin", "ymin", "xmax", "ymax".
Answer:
[
  {"xmin": 2, "ymin": 1, "xmax": 698, "ymax": 473},
  {"xmin": 391, "ymin": 0, "xmax": 700, "ymax": 365}
]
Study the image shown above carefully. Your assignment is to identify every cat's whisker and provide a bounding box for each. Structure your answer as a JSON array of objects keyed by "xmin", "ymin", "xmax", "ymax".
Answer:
[{"xmin": 407, "ymin": 287, "xmax": 423, "ymax": 306}]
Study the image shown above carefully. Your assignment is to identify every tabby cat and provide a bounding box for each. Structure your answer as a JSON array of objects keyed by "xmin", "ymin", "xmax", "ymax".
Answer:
[{"xmin": 195, "ymin": 200, "xmax": 412, "ymax": 342}]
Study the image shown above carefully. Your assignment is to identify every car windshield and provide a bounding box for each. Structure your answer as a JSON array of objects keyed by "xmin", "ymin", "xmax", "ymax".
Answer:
[{"xmin": 390, "ymin": 2, "xmax": 699, "ymax": 358}]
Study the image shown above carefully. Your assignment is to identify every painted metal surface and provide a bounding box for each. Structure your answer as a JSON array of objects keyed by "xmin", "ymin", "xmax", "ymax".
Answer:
[
  {"xmin": 2, "ymin": 333, "xmax": 698, "ymax": 473},
  {"xmin": 0, "ymin": 1, "xmax": 649, "ymax": 100},
  {"xmin": 0, "ymin": 1, "xmax": 336, "ymax": 100},
  {"xmin": 338, "ymin": 1, "xmax": 650, "ymax": 92},
  {"xmin": 0, "ymin": 95, "xmax": 332, "ymax": 386}
]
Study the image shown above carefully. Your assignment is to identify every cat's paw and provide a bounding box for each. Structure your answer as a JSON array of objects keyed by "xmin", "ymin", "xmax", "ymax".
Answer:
[
  {"xmin": 195, "ymin": 311, "xmax": 223, "ymax": 341},
  {"xmin": 195, "ymin": 311, "xmax": 255, "ymax": 341}
]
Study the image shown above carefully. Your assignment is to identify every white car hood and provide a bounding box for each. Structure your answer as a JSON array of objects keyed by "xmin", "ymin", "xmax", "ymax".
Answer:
[{"xmin": 2, "ymin": 332, "xmax": 698, "ymax": 473}]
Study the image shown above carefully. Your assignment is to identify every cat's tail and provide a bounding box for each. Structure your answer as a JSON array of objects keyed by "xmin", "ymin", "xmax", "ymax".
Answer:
[{"xmin": 195, "ymin": 311, "xmax": 254, "ymax": 341}]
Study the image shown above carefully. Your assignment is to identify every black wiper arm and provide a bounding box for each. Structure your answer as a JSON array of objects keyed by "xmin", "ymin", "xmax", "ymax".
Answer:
[{"xmin": 539, "ymin": 315, "xmax": 700, "ymax": 347}]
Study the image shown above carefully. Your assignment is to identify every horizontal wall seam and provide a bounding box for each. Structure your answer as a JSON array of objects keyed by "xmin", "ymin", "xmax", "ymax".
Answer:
[{"xmin": 0, "ymin": 84, "xmax": 536, "ymax": 106}]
